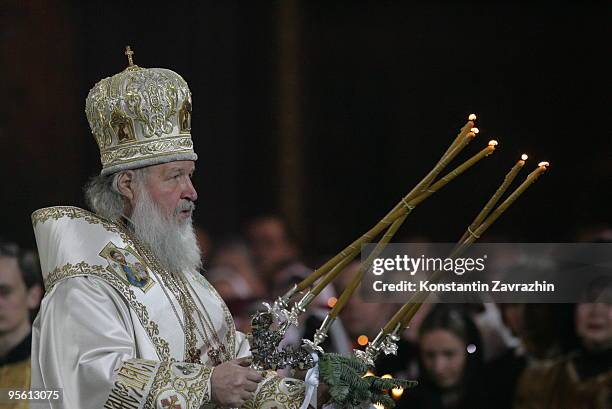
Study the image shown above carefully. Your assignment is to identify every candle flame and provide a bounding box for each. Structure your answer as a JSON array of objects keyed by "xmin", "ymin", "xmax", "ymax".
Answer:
[
  {"xmin": 488, "ymin": 140, "xmax": 498, "ymax": 147},
  {"xmin": 468, "ymin": 113, "xmax": 477, "ymax": 121},
  {"xmin": 382, "ymin": 374, "xmax": 393, "ymax": 379},
  {"xmin": 373, "ymin": 403, "xmax": 385, "ymax": 409},
  {"xmin": 357, "ymin": 335, "xmax": 369, "ymax": 346},
  {"xmin": 363, "ymin": 370, "xmax": 375, "ymax": 378},
  {"xmin": 521, "ymin": 154, "xmax": 528, "ymax": 161},
  {"xmin": 392, "ymin": 386, "xmax": 404, "ymax": 399},
  {"xmin": 538, "ymin": 161, "xmax": 550, "ymax": 168},
  {"xmin": 327, "ymin": 297, "xmax": 337, "ymax": 308},
  {"xmin": 470, "ymin": 127, "xmax": 479, "ymax": 134}
]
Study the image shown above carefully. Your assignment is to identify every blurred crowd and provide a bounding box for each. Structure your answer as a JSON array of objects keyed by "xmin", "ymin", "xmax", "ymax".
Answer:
[{"xmin": 1, "ymin": 217, "xmax": 610, "ymax": 409}]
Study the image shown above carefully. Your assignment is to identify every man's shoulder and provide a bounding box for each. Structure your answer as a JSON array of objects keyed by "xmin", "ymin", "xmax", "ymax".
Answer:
[
  {"xmin": 32, "ymin": 206, "xmax": 111, "ymax": 228},
  {"xmin": 32, "ymin": 206, "xmax": 143, "ymax": 292},
  {"xmin": 45, "ymin": 274, "xmax": 123, "ymax": 303}
]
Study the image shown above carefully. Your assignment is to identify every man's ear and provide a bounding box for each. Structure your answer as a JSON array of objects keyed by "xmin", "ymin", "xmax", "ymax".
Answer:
[{"xmin": 116, "ymin": 170, "xmax": 137, "ymax": 201}]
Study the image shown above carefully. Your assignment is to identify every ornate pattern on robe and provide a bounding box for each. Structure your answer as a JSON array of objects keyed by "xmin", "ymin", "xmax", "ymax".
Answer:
[{"xmin": 30, "ymin": 206, "xmax": 306, "ymax": 409}]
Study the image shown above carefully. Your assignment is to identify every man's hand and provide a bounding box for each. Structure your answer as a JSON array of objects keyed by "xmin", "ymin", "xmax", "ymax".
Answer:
[{"xmin": 211, "ymin": 357, "xmax": 263, "ymax": 407}]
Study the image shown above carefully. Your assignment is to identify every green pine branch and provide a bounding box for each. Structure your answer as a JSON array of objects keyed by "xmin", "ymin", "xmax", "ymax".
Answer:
[{"xmin": 318, "ymin": 353, "xmax": 417, "ymax": 409}]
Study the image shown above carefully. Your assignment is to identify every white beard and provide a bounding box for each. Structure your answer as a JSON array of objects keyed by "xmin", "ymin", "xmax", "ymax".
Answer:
[{"xmin": 129, "ymin": 188, "xmax": 202, "ymax": 274}]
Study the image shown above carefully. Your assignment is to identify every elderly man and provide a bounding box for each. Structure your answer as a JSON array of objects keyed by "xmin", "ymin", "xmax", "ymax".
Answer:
[{"xmin": 30, "ymin": 49, "xmax": 312, "ymax": 409}]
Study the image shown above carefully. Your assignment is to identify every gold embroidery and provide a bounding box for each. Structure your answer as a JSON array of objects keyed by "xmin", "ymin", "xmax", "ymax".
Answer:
[
  {"xmin": 100, "ymin": 136, "xmax": 194, "ymax": 167},
  {"xmin": 45, "ymin": 262, "xmax": 171, "ymax": 362},
  {"xmin": 85, "ymin": 63, "xmax": 194, "ymax": 173},
  {"xmin": 32, "ymin": 207, "xmax": 131, "ymax": 244},
  {"xmin": 100, "ymin": 242, "xmax": 155, "ymax": 293},
  {"xmin": 146, "ymin": 361, "xmax": 212, "ymax": 409},
  {"xmin": 194, "ymin": 273, "xmax": 237, "ymax": 358},
  {"xmin": 105, "ymin": 359, "xmax": 212, "ymax": 409},
  {"xmin": 105, "ymin": 359, "xmax": 157, "ymax": 409},
  {"xmin": 34, "ymin": 207, "xmax": 234, "ymax": 365},
  {"xmin": 242, "ymin": 375, "xmax": 305, "ymax": 409},
  {"xmin": 123, "ymin": 230, "xmax": 201, "ymax": 364}
]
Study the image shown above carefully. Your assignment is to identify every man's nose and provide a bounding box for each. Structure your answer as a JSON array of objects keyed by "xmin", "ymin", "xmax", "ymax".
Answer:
[{"xmin": 182, "ymin": 178, "xmax": 198, "ymax": 202}]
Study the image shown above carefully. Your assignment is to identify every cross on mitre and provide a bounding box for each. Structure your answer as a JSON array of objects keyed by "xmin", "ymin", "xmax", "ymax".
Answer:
[{"xmin": 125, "ymin": 46, "xmax": 134, "ymax": 66}]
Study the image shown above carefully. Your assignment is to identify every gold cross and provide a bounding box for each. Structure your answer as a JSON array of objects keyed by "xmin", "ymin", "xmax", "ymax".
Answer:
[{"xmin": 125, "ymin": 46, "xmax": 134, "ymax": 66}]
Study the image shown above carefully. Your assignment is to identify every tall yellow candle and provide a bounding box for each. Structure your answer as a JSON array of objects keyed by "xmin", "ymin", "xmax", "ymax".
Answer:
[
  {"xmin": 389, "ymin": 161, "xmax": 550, "ymax": 333},
  {"xmin": 405, "ymin": 139, "xmax": 498, "ymax": 209},
  {"xmin": 295, "ymin": 117, "xmax": 479, "ymax": 292},
  {"xmin": 458, "ymin": 154, "xmax": 527, "ymax": 243},
  {"xmin": 310, "ymin": 140, "xmax": 496, "ymax": 302},
  {"xmin": 460, "ymin": 161, "xmax": 550, "ymax": 248},
  {"xmin": 329, "ymin": 213, "xmax": 409, "ymax": 318}
]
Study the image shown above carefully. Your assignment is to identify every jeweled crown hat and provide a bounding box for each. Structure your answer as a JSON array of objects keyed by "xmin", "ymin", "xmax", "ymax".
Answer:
[{"xmin": 85, "ymin": 46, "xmax": 197, "ymax": 176}]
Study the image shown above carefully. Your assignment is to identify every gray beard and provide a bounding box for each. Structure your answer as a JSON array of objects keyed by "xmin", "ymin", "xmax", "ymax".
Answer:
[{"xmin": 129, "ymin": 189, "xmax": 202, "ymax": 274}]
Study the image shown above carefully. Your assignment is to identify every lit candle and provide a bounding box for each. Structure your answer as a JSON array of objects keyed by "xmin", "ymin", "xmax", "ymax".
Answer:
[
  {"xmin": 406, "ymin": 140, "xmax": 498, "ymax": 209},
  {"xmin": 392, "ymin": 159, "xmax": 548, "ymax": 332},
  {"xmin": 323, "ymin": 138, "xmax": 494, "ymax": 311},
  {"xmin": 292, "ymin": 114, "xmax": 478, "ymax": 292},
  {"xmin": 295, "ymin": 118, "xmax": 480, "ymax": 293},
  {"xmin": 462, "ymin": 161, "xmax": 550, "ymax": 246},
  {"xmin": 458, "ymin": 154, "xmax": 527, "ymax": 243}
]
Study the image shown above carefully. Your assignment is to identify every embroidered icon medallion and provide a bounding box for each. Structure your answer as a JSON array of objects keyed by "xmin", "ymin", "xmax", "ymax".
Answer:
[{"xmin": 100, "ymin": 242, "xmax": 155, "ymax": 292}]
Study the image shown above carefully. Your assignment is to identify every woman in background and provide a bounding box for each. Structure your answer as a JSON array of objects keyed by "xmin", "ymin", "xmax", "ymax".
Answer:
[
  {"xmin": 513, "ymin": 277, "xmax": 612, "ymax": 409},
  {"xmin": 398, "ymin": 305, "xmax": 487, "ymax": 409}
]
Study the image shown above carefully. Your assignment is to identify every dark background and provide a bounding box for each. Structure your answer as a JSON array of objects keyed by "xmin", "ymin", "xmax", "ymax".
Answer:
[{"xmin": 1, "ymin": 1, "xmax": 609, "ymax": 259}]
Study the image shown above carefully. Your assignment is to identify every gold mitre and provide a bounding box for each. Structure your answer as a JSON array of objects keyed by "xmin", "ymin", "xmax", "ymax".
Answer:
[{"xmin": 85, "ymin": 46, "xmax": 196, "ymax": 176}]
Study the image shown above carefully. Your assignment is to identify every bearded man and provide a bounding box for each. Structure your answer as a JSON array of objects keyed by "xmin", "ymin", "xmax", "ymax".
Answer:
[{"xmin": 30, "ymin": 49, "xmax": 314, "ymax": 409}]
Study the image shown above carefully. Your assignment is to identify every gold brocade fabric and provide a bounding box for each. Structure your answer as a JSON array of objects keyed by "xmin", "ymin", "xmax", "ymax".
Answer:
[
  {"xmin": 0, "ymin": 358, "xmax": 30, "ymax": 409},
  {"xmin": 85, "ymin": 61, "xmax": 196, "ymax": 176},
  {"xmin": 31, "ymin": 206, "xmax": 309, "ymax": 408}
]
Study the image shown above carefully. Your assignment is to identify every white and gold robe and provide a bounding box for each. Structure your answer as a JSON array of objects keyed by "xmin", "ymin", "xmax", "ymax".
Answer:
[{"xmin": 30, "ymin": 206, "xmax": 307, "ymax": 409}]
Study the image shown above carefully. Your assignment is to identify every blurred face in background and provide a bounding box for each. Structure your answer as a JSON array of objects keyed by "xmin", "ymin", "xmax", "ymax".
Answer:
[
  {"xmin": 420, "ymin": 329, "xmax": 467, "ymax": 389},
  {"xmin": 576, "ymin": 302, "xmax": 612, "ymax": 349},
  {"xmin": 0, "ymin": 256, "xmax": 38, "ymax": 335},
  {"xmin": 501, "ymin": 303, "xmax": 526, "ymax": 338},
  {"xmin": 247, "ymin": 217, "xmax": 296, "ymax": 274},
  {"xmin": 337, "ymin": 262, "xmax": 393, "ymax": 340}
]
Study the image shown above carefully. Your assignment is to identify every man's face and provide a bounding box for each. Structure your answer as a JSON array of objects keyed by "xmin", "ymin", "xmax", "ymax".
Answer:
[
  {"xmin": 137, "ymin": 161, "xmax": 197, "ymax": 222},
  {"xmin": 0, "ymin": 257, "xmax": 35, "ymax": 334}
]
